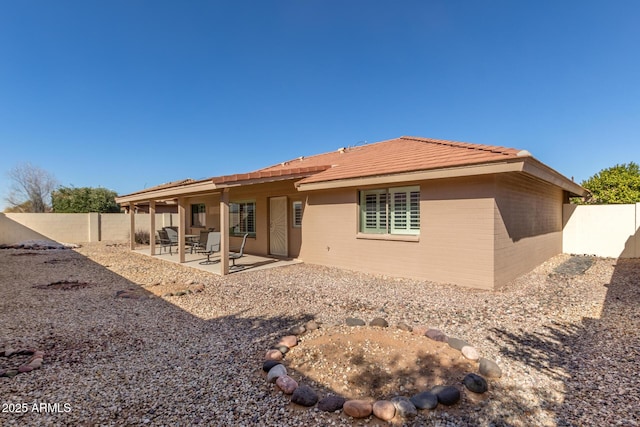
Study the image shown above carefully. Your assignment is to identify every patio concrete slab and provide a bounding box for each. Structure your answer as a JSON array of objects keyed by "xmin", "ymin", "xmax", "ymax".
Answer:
[{"xmin": 133, "ymin": 246, "xmax": 302, "ymax": 275}]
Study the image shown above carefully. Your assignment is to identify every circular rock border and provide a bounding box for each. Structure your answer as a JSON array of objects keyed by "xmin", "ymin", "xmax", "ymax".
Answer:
[
  {"xmin": 261, "ymin": 317, "xmax": 503, "ymax": 422},
  {"xmin": 1, "ymin": 347, "xmax": 46, "ymax": 378}
]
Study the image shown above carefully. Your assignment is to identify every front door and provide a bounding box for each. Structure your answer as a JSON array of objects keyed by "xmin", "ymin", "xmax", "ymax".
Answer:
[{"xmin": 269, "ymin": 196, "xmax": 288, "ymax": 256}]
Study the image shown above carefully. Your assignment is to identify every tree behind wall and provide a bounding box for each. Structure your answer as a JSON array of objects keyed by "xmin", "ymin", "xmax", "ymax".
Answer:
[
  {"xmin": 5, "ymin": 163, "xmax": 58, "ymax": 212},
  {"xmin": 52, "ymin": 186, "xmax": 120, "ymax": 213},
  {"xmin": 575, "ymin": 162, "xmax": 640, "ymax": 204}
]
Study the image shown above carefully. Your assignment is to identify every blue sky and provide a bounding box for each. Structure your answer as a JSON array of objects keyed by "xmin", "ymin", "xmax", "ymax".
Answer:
[{"xmin": 1, "ymin": 1, "xmax": 639, "ymax": 208}]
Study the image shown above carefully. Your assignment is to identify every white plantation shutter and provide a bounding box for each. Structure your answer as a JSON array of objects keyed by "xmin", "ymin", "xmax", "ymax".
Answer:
[
  {"xmin": 360, "ymin": 189, "xmax": 387, "ymax": 233},
  {"xmin": 230, "ymin": 201, "xmax": 255, "ymax": 235},
  {"xmin": 360, "ymin": 186, "xmax": 419, "ymax": 235},
  {"xmin": 390, "ymin": 187, "xmax": 420, "ymax": 235}
]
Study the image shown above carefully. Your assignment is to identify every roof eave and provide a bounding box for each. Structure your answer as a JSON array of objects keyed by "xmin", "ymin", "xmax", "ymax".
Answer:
[
  {"xmin": 295, "ymin": 158, "xmax": 587, "ymax": 197},
  {"xmin": 115, "ymin": 180, "xmax": 219, "ymax": 205},
  {"xmin": 295, "ymin": 160, "xmax": 527, "ymax": 191},
  {"xmin": 520, "ymin": 158, "xmax": 587, "ymax": 197}
]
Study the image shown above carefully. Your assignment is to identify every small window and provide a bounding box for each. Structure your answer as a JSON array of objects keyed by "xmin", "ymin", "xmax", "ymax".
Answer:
[
  {"xmin": 359, "ymin": 186, "xmax": 420, "ymax": 235},
  {"xmin": 191, "ymin": 204, "xmax": 206, "ymax": 227},
  {"xmin": 230, "ymin": 201, "xmax": 256, "ymax": 237},
  {"xmin": 292, "ymin": 201, "xmax": 303, "ymax": 228}
]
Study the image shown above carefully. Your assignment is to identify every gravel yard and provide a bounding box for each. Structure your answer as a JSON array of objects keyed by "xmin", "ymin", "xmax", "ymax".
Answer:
[{"xmin": 1, "ymin": 242, "xmax": 638, "ymax": 426}]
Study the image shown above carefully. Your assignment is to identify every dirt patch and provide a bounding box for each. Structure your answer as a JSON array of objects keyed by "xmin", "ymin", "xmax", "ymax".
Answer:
[
  {"xmin": 286, "ymin": 326, "xmax": 478, "ymax": 400},
  {"xmin": 33, "ymin": 280, "xmax": 93, "ymax": 291}
]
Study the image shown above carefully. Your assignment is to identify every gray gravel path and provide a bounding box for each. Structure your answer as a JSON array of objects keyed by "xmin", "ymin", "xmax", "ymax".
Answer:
[{"xmin": 1, "ymin": 242, "xmax": 638, "ymax": 426}]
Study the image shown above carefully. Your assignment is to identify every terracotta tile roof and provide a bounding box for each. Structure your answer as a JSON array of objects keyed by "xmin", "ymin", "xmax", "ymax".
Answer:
[
  {"xmin": 213, "ymin": 166, "xmax": 330, "ymax": 185},
  {"xmin": 121, "ymin": 178, "xmax": 199, "ymax": 197},
  {"xmin": 258, "ymin": 136, "xmax": 524, "ymax": 185}
]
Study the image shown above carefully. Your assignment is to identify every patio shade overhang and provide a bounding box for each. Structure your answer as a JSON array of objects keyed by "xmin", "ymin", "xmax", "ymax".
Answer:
[{"xmin": 115, "ymin": 166, "xmax": 331, "ymax": 206}]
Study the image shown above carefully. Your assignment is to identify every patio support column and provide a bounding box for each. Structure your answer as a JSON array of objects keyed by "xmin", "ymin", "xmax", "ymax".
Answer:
[
  {"xmin": 220, "ymin": 189, "xmax": 230, "ymax": 275},
  {"xmin": 178, "ymin": 197, "xmax": 186, "ymax": 263},
  {"xmin": 149, "ymin": 201, "xmax": 156, "ymax": 256},
  {"xmin": 129, "ymin": 205, "xmax": 136, "ymax": 250}
]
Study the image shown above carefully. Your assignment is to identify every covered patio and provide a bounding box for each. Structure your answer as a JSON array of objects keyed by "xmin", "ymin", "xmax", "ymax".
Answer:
[
  {"xmin": 115, "ymin": 167, "xmax": 321, "ymax": 275},
  {"xmin": 134, "ymin": 246, "xmax": 301, "ymax": 275}
]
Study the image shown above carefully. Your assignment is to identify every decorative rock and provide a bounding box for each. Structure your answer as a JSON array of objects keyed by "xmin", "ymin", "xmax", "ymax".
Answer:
[
  {"xmin": 391, "ymin": 396, "xmax": 417, "ymax": 418},
  {"xmin": 262, "ymin": 360, "xmax": 281, "ymax": 372},
  {"xmin": 372, "ymin": 400, "xmax": 396, "ymax": 421},
  {"xmin": 463, "ymin": 373, "xmax": 488, "ymax": 393},
  {"xmin": 396, "ymin": 322, "xmax": 413, "ymax": 332},
  {"xmin": 369, "ymin": 317, "xmax": 389, "ymax": 328},
  {"xmin": 274, "ymin": 345, "xmax": 289, "ymax": 355},
  {"xmin": 278, "ymin": 335, "xmax": 298, "ymax": 348},
  {"xmin": 291, "ymin": 385, "xmax": 318, "ymax": 407},
  {"xmin": 18, "ymin": 364, "xmax": 33, "ymax": 373},
  {"xmin": 410, "ymin": 391, "xmax": 439, "ymax": 410},
  {"xmin": 190, "ymin": 284, "xmax": 205, "ymax": 293},
  {"xmin": 275, "ymin": 375, "xmax": 298, "ymax": 394},
  {"xmin": 425, "ymin": 328, "xmax": 447, "ymax": 342},
  {"xmin": 317, "ymin": 395, "xmax": 346, "ymax": 412},
  {"xmin": 343, "ymin": 400, "xmax": 373, "ymax": 418},
  {"xmin": 267, "ymin": 364, "xmax": 287, "ymax": 383},
  {"xmin": 304, "ymin": 320, "xmax": 319, "ymax": 331},
  {"xmin": 431, "ymin": 385, "xmax": 460, "ymax": 406},
  {"xmin": 4, "ymin": 347, "xmax": 16, "ymax": 357},
  {"xmin": 461, "ymin": 345, "xmax": 480, "ymax": 361},
  {"xmin": 4, "ymin": 369, "xmax": 19, "ymax": 378},
  {"xmin": 289, "ymin": 325, "xmax": 306, "ymax": 335},
  {"xmin": 265, "ymin": 349, "xmax": 284, "ymax": 361},
  {"xmin": 479, "ymin": 358, "xmax": 502, "ymax": 378},
  {"xmin": 345, "ymin": 317, "xmax": 366, "ymax": 327},
  {"xmin": 34, "ymin": 350, "xmax": 45, "ymax": 358},
  {"xmin": 447, "ymin": 337, "xmax": 470, "ymax": 351},
  {"xmin": 28, "ymin": 358, "xmax": 43, "ymax": 369}
]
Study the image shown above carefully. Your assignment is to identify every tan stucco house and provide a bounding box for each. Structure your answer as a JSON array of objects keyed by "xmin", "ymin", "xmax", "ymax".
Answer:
[{"xmin": 115, "ymin": 136, "xmax": 587, "ymax": 289}]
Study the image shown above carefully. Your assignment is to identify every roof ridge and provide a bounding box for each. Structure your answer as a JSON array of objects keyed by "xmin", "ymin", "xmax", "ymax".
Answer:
[{"xmin": 400, "ymin": 136, "xmax": 516, "ymax": 156}]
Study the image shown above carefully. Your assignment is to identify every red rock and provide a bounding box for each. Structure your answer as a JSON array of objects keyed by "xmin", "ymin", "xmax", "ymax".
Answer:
[
  {"xmin": 278, "ymin": 335, "xmax": 297, "ymax": 348},
  {"xmin": 461, "ymin": 345, "xmax": 480, "ymax": 360},
  {"xmin": 275, "ymin": 375, "xmax": 298, "ymax": 394},
  {"xmin": 265, "ymin": 349, "xmax": 283, "ymax": 361},
  {"xmin": 18, "ymin": 365, "xmax": 33, "ymax": 373},
  {"xmin": 28, "ymin": 358, "xmax": 43, "ymax": 369},
  {"xmin": 343, "ymin": 400, "xmax": 373, "ymax": 418},
  {"xmin": 372, "ymin": 400, "xmax": 396, "ymax": 421}
]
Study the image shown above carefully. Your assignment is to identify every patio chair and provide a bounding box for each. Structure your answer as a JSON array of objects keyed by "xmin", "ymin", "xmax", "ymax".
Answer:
[
  {"xmin": 198, "ymin": 232, "xmax": 221, "ymax": 265},
  {"xmin": 156, "ymin": 229, "xmax": 175, "ymax": 254},
  {"xmin": 189, "ymin": 230, "xmax": 209, "ymax": 254},
  {"xmin": 229, "ymin": 233, "xmax": 249, "ymax": 269}
]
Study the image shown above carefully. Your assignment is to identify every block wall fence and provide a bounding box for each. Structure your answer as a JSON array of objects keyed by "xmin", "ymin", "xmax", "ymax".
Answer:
[
  {"xmin": 0, "ymin": 213, "xmax": 178, "ymax": 245},
  {"xmin": 1, "ymin": 204, "xmax": 638, "ymax": 258}
]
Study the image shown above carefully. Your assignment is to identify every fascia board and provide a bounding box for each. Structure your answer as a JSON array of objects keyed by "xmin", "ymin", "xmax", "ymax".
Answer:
[
  {"xmin": 115, "ymin": 181, "xmax": 219, "ymax": 205},
  {"xmin": 521, "ymin": 158, "xmax": 587, "ymax": 197}
]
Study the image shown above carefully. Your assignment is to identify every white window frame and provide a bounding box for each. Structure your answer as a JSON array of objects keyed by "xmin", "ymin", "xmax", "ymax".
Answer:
[
  {"xmin": 292, "ymin": 201, "xmax": 303, "ymax": 228},
  {"xmin": 230, "ymin": 200, "xmax": 256, "ymax": 237},
  {"xmin": 359, "ymin": 186, "xmax": 420, "ymax": 236}
]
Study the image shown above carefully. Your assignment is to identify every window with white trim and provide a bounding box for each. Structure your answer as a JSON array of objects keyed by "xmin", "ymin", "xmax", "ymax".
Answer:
[
  {"xmin": 359, "ymin": 186, "xmax": 420, "ymax": 235},
  {"xmin": 230, "ymin": 201, "xmax": 256, "ymax": 237},
  {"xmin": 292, "ymin": 201, "xmax": 303, "ymax": 228}
]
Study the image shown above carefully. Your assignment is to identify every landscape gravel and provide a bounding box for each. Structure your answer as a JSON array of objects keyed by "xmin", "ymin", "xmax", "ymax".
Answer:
[{"xmin": 1, "ymin": 241, "xmax": 638, "ymax": 426}]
